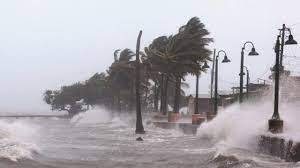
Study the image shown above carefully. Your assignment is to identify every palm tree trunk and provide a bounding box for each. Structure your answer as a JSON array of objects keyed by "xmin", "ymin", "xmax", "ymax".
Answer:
[
  {"xmin": 162, "ymin": 74, "xmax": 169, "ymax": 115},
  {"xmin": 117, "ymin": 92, "xmax": 121, "ymax": 113},
  {"xmin": 173, "ymin": 76, "xmax": 181, "ymax": 113},
  {"xmin": 135, "ymin": 30, "xmax": 145, "ymax": 134},
  {"xmin": 160, "ymin": 74, "xmax": 164, "ymax": 114},
  {"xmin": 154, "ymin": 81, "xmax": 159, "ymax": 112},
  {"xmin": 143, "ymin": 75, "xmax": 149, "ymax": 112},
  {"xmin": 129, "ymin": 79, "xmax": 134, "ymax": 112},
  {"xmin": 144, "ymin": 86, "xmax": 148, "ymax": 112},
  {"xmin": 195, "ymin": 73, "xmax": 199, "ymax": 114},
  {"xmin": 111, "ymin": 96, "xmax": 115, "ymax": 111}
]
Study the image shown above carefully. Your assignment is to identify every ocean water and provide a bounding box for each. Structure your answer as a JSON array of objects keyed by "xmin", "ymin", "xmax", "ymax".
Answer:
[{"xmin": 0, "ymin": 105, "xmax": 300, "ymax": 168}]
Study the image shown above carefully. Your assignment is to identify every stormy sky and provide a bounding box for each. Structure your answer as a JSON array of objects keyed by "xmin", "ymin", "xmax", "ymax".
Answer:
[{"xmin": 0, "ymin": 0, "xmax": 299, "ymax": 113}]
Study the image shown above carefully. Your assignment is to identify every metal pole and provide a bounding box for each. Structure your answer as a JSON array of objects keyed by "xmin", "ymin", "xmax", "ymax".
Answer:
[
  {"xmin": 273, "ymin": 36, "xmax": 281, "ymax": 119},
  {"xmin": 279, "ymin": 24, "xmax": 285, "ymax": 67},
  {"xmin": 210, "ymin": 49, "xmax": 216, "ymax": 114},
  {"xmin": 246, "ymin": 69, "xmax": 249, "ymax": 99},
  {"xmin": 268, "ymin": 35, "xmax": 283, "ymax": 134},
  {"xmin": 214, "ymin": 56, "xmax": 218, "ymax": 114},
  {"xmin": 135, "ymin": 30, "xmax": 145, "ymax": 134},
  {"xmin": 195, "ymin": 73, "xmax": 199, "ymax": 114},
  {"xmin": 239, "ymin": 49, "xmax": 245, "ymax": 103},
  {"xmin": 210, "ymin": 49, "xmax": 216, "ymax": 100}
]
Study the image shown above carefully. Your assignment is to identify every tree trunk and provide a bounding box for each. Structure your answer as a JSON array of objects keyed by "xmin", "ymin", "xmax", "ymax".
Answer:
[
  {"xmin": 135, "ymin": 30, "xmax": 145, "ymax": 134},
  {"xmin": 111, "ymin": 96, "xmax": 115, "ymax": 112},
  {"xmin": 162, "ymin": 74, "xmax": 169, "ymax": 115},
  {"xmin": 129, "ymin": 79, "xmax": 134, "ymax": 112},
  {"xmin": 117, "ymin": 92, "xmax": 121, "ymax": 113},
  {"xmin": 160, "ymin": 74, "xmax": 164, "ymax": 114},
  {"xmin": 154, "ymin": 81, "xmax": 159, "ymax": 112},
  {"xmin": 144, "ymin": 88, "xmax": 148, "ymax": 112},
  {"xmin": 173, "ymin": 76, "xmax": 181, "ymax": 113},
  {"xmin": 195, "ymin": 73, "xmax": 199, "ymax": 114},
  {"xmin": 144, "ymin": 76, "xmax": 149, "ymax": 112}
]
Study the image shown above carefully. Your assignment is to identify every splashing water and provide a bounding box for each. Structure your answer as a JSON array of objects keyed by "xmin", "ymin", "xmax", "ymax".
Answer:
[
  {"xmin": 278, "ymin": 102, "xmax": 300, "ymax": 141},
  {"xmin": 197, "ymin": 99, "xmax": 273, "ymax": 150},
  {"xmin": 71, "ymin": 107, "xmax": 131, "ymax": 128},
  {"xmin": 0, "ymin": 120, "xmax": 39, "ymax": 161},
  {"xmin": 198, "ymin": 97, "xmax": 300, "ymax": 155},
  {"xmin": 71, "ymin": 107, "xmax": 112, "ymax": 125}
]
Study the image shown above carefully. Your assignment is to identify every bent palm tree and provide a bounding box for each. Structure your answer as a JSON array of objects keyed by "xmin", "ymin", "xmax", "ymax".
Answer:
[
  {"xmin": 107, "ymin": 48, "xmax": 135, "ymax": 112},
  {"xmin": 144, "ymin": 17, "xmax": 213, "ymax": 118}
]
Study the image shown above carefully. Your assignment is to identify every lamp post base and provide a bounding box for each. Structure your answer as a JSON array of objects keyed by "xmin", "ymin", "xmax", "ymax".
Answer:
[
  {"xmin": 168, "ymin": 112, "xmax": 180, "ymax": 122},
  {"xmin": 268, "ymin": 119, "xmax": 283, "ymax": 133}
]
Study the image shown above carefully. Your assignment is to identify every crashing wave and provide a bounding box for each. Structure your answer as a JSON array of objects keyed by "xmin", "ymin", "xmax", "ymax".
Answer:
[{"xmin": 0, "ymin": 120, "xmax": 39, "ymax": 161}]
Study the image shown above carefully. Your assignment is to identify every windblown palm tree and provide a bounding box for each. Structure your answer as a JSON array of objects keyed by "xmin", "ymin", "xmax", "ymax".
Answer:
[
  {"xmin": 107, "ymin": 48, "xmax": 136, "ymax": 112},
  {"xmin": 173, "ymin": 17, "xmax": 213, "ymax": 115},
  {"xmin": 144, "ymin": 17, "xmax": 213, "ymax": 117}
]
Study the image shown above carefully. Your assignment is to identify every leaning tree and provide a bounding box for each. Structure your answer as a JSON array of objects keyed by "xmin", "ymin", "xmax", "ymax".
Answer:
[
  {"xmin": 106, "ymin": 48, "xmax": 136, "ymax": 112},
  {"xmin": 173, "ymin": 17, "xmax": 213, "ymax": 115},
  {"xmin": 144, "ymin": 17, "xmax": 213, "ymax": 118}
]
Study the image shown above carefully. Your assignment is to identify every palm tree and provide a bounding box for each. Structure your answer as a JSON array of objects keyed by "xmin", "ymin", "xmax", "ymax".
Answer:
[
  {"xmin": 174, "ymin": 17, "xmax": 213, "ymax": 116},
  {"xmin": 107, "ymin": 48, "xmax": 135, "ymax": 112},
  {"xmin": 144, "ymin": 17, "xmax": 213, "ymax": 120},
  {"xmin": 144, "ymin": 36, "xmax": 171, "ymax": 115},
  {"xmin": 145, "ymin": 35, "xmax": 191, "ymax": 116}
]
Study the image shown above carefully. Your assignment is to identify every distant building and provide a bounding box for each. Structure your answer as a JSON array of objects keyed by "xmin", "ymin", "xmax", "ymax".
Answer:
[
  {"xmin": 185, "ymin": 81, "xmax": 273, "ymax": 115},
  {"xmin": 187, "ymin": 94, "xmax": 218, "ymax": 114},
  {"xmin": 281, "ymin": 75, "xmax": 300, "ymax": 102}
]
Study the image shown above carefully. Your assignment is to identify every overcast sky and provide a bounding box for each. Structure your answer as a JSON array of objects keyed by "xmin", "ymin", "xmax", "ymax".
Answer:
[{"xmin": 0, "ymin": 0, "xmax": 300, "ymax": 113}]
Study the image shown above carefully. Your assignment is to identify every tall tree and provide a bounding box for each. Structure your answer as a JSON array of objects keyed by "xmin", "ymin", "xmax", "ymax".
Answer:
[
  {"xmin": 168, "ymin": 17, "xmax": 212, "ymax": 116},
  {"xmin": 144, "ymin": 17, "xmax": 213, "ymax": 118},
  {"xmin": 144, "ymin": 36, "xmax": 172, "ymax": 115},
  {"xmin": 107, "ymin": 48, "xmax": 136, "ymax": 112}
]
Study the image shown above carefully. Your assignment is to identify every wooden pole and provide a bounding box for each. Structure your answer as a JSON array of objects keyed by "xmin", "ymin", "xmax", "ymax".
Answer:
[{"xmin": 135, "ymin": 30, "xmax": 145, "ymax": 134}]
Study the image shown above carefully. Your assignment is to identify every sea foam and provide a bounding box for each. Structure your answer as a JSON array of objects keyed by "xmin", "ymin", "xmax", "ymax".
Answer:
[{"xmin": 0, "ymin": 120, "xmax": 39, "ymax": 161}]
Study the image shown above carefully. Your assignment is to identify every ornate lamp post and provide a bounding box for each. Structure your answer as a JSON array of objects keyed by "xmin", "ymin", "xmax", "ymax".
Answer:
[
  {"xmin": 239, "ymin": 42, "xmax": 259, "ymax": 103},
  {"xmin": 279, "ymin": 24, "xmax": 298, "ymax": 68},
  {"xmin": 213, "ymin": 50, "xmax": 231, "ymax": 115},
  {"xmin": 269, "ymin": 25, "xmax": 297, "ymax": 133}
]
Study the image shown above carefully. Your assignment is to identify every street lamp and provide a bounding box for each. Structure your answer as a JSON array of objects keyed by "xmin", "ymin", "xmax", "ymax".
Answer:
[
  {"xmin": 192, "ymin": 62, "xmax": 210, "ymax": 124},
  {"xmin": 279, "ymin": 24, "xmax": 298, "ymax": 68},
  {"xmin": 203, "ymin": 61, "xmax": 210, "ymax": 69},
  {"xmin": 213, "ymin": 50, "xmax": 231, "ymax": 115},
  {"xmin": 269, "ymin": 25, "xmax": 298, "ymax": 134},
  {"xmin": 239, "ymin": 41, "xmax": 259, "ymax": 103}
]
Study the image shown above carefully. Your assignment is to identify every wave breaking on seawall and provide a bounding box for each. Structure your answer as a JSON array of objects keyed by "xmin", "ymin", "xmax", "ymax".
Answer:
[
  {"xmin": 71, "ymin": 107, "xmax": 129, "ymax": 127},
  {"xmin": 197, "ymin": 100, "xmax": 300, "ymax": 156},
  {"xmin": 0, "ymin": 120, "xmax": 39, "ymax": 161}
]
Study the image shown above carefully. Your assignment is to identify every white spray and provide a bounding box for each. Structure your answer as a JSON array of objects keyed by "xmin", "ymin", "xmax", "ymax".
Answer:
[{"xmin": 0, "ymin": 120, "xmax": 39, "ymax": 161}]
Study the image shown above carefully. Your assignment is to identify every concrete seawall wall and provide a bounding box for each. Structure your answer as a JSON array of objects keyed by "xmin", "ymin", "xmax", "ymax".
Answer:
[
  {"xmin": 259, "ymin": 135, "xmax": 300, "ymax": 162},
  {"xmin": 152, "ymin": 121, "xmax": 200, "ymax": 135}
]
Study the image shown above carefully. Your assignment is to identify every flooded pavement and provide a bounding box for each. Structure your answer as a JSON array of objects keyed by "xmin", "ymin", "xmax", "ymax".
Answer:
[{"xmin": 0, "ymin": 108, "xmax": 299, "ymax": 168}]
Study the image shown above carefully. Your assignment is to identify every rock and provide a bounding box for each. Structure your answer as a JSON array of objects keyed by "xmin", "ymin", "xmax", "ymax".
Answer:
[{"xmin": 136, "ymin": 137, "xmax": 143, "ymax": 141}]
